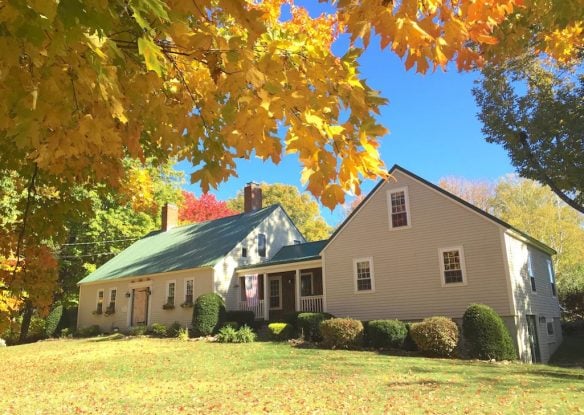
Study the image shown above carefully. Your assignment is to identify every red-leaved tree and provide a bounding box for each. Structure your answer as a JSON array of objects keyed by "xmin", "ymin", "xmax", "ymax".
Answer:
[{"xmin": 179, "ymin": 191, "xmax": 237, "ymax": 224}]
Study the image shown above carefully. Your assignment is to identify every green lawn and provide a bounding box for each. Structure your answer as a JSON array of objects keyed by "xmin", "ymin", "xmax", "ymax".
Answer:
[{"xmin": 1, "ymin": 337, "xmax": 583, "ymax": 414}]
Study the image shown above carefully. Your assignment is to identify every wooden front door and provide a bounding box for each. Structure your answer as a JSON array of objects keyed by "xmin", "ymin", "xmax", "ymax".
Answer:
[
  {"xmin": 131, "ymin": 288, "xmax": 149, "ymax": 326},
  {"xmin": 526, "ymin": 315, "xmax": 541, "ymax": 363}
]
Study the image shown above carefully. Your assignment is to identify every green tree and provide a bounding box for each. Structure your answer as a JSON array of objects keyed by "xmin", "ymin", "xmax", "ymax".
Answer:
[
  {"xmin": 228, "ymin": 183, "xmax": 332, "ymax": 242},
  {"xmin": 473, "ymin": 55, "xmax": 584, "ymax": 213}
]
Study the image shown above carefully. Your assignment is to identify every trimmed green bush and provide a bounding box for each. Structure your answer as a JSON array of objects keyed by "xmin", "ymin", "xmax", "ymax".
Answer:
[
  {"xmin": 44, "ymin": 305, "xmax": 63, "ymax": 337},
  {"xmin": 320, "ymin": 318, "xmax": 364, "ymax": 349},
  {"xmin": 149, "ymin": 323, "xmax": 168, "ymax": 337},
  {"xmin": 410, "ymin": 317, "xmax": 459, "ymax": 357},
  {"xmin": 297, "ymin": 312, "xmax": 334, "ymax": 341},
  {"xmin": 224, "ymin": 310, "xmax": 255, "ymax": 328},
  {"xmin": 462, "ymin": 304, "xmax": 516, "ymax": 360},
  {"xmin": 76, "ymin": 325, "xmax": 102, "ymax": 338},
  {"xmin": 268, "ymin": 322, "xmax": 293, "ymax": 341},
  {"xmin": 128, "ymin": 325, "xmax": 147, "ymax": 336},
  {"xmin": 166, "ymin": 322, "xmax": 182, "ymax": 338},
  {"xmin": 367, "ymin": 320, "xmax": 408, "ymax": 349},
  {"xmin": 28, "ymin": 316, "xmax": 47, "ymax": 340},
  {"xmin": 192, "ymin": 293, "xmax": 226, "ymax": 336}
]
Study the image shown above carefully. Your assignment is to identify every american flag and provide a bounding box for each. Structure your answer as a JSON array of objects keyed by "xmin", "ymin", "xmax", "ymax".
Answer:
[{"xmin": 245, "ymin": 274, "xmax": 259, "ymax": 306}]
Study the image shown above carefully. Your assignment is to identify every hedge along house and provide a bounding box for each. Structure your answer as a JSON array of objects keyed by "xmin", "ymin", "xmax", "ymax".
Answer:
[
  {"xmin": 235, "ymin": 166, "xmax": 562, "ymax": 364},
  {"xmin": 77, "ymin": 183, "xmax": 305, "ymax": 331}
]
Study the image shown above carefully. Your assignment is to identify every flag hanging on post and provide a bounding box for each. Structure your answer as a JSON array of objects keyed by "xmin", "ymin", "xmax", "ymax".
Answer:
[{"xmin": 245, "ymin": 274, "xmax": 258, "ymax": 306}]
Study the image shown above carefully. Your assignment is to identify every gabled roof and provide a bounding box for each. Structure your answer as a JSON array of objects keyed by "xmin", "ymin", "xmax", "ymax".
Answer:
[
  {"xmin": 78, "ymin": 204, "xmax": 281, "ymax": 284},
  {"xmin": 323, "ymin": 164, "xmax": 556, "ymax": 255},
  {"xmin": 238, "ymin": 240, "xmax": 327, "ymax": 270}
]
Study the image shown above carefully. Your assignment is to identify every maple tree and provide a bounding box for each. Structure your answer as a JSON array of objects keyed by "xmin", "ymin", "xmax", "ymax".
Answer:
[{"xmin": 179, "ymin": 191, "xmax": 237, "ymax": 223}]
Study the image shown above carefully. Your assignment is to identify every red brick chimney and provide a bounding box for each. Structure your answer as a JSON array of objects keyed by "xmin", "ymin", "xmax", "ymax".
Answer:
[
  {"xmin": 161, "ymin": 203, "xmax": 178, "ymax": 231},
  {"xmin": 244, "ymin": 182, "xmax": 262, "ymax": 213}
]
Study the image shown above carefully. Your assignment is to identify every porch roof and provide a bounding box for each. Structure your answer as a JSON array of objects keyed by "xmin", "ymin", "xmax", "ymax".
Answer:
[{"xmin": 237, "ymin": 240, "xmax": 327, "ymax": 271}]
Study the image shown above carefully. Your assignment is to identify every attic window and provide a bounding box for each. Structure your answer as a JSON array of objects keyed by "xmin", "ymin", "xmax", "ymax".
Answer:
[
  {"xmin": 528, "ymin": 252, "xmax": 536, "ymax": 292},
  {"xmin": 388, "ymin": 187, "xmax": 411, "ymax": 229},
  {"xmin": 242, "ymin": 247, "xmax": 247, "ymax": 258},
  {"xmin": 258, "ymin": 234, "xmax": 266, "ymax": 257}
]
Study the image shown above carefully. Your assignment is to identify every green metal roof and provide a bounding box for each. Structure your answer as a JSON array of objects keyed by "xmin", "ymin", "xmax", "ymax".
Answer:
[
  {"xmin": 238, "ymin": 240, "xmax": 327, "ymax": 270},
  {"xmin": 78, "ymin": 204, "xmax": 280, "ymax": 284}
]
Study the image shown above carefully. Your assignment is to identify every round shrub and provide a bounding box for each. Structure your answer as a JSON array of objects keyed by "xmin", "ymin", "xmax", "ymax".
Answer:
[
  {"xmin": 320, "ymin": 318, "xmax": 364, "ymax": 349},
  {"xmin": 462, "ymin": 304, "xmax": 516, "ymax": 361},
  {"xmin": 192, "ymin": 293, "xmax": 226, "ymax": 336},
  {"xmin": 297, "ymin": 312, "xmax": 334, "ymax": 341},
  {"xmin": 367, "ymin": 320, "xmax": 408, "ymax": 349},
  {"xmin": 44, "ymin": 305, "xmax": 63, "ymax": 337},
  {"xmin": 77, "ymin": 324, "xmax": 102, "ymax": 338},
  {"xmin": 410, "ymin": 317, "xmax": 459, "ymax": 357},
  {"xmin": 149, "ymin": 323, "xmax": 168, "ymax": 337},
  {"xmin": 268, "ymin": 322, "xmax": 293, "ymax": 341}
]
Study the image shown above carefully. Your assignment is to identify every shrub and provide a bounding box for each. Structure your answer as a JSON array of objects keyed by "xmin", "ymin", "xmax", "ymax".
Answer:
[
  {"xmin": 77, "ymin": 325, "xmax": 102, "ymax": 338},
  {"xmin": 222, "ymin": 321, "xmax": 239, "ymax": 330},
  {"xmin": 166, "ymin": 322, "xmax": 183, "ymax": 338},
  {"xmin": 44, "ymin": 305, "xmax": 63, "ymax": 337},
  {"xmin": 367, "ymin": 320, "xmax": 408, "ymax": 349},
  {"xmin": 192, "ymin": 293, "xmax": 226, "ymax": 336},
  {"xmin": 268, "ymin": 323, "xmax": 293, "ymax": 341},
  {"xmin": 28, "ymin": 316, "xmax": 47, "ymax": 341},
  {"xmin": 320, "ymin": 318, "xmax": 364, "ymax": 349},
  {"xmin": 177, "ymin": 327, "xmax": 189, "ymax": 341},
  {"xmin": 128, "ymin": 325, "xmax": 147, "ymax": 336},
  {"xmin": 235, "ymin": 325, "xmax": 256, "ymax": 343},
  {"xmin": 225, "ymin": 310, "xmax": 255, "ymax": 328},
  {"xmin": 297, "ymin": 312, "xmax": 334, "ymax": 341},
  {"xmin": 216, "ymin": 325, "xmax": 238, "ymax": 343},
  {"xmin": 149, "ymin": 323, "xmax": 168, "ymax": 337},
  {"xmin": 462, "ymin": 304, "xmax": 516, "ymax": 361},
  {"xmin": 410, "ymin": 317, "xmax": 459, "ymax": 357}
]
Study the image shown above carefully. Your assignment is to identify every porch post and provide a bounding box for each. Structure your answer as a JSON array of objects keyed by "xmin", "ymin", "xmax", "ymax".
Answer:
[
  {"xmin": 263, "ymin": 273, "xmax": 269, "ymax": 321},
  {"xmin": 295, "ymin": 269, "xmax": 301, "ymax": 312}
]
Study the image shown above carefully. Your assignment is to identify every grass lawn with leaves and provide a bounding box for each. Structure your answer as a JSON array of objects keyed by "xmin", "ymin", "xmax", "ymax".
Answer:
[{"xmin": 1, "ymin": 337, "xmax": 583, "ymax": 414}]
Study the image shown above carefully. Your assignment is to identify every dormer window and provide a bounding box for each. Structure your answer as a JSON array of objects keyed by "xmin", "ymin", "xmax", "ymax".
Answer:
[
  {"xmin": 388, "ymin": 187, "xmax": 411, "ymax": 230},
  {"xmin": 258, "ymin": 234, "xmax": 266, "ymax": 257}
]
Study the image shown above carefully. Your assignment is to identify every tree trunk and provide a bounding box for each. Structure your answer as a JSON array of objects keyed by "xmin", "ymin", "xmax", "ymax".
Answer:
[{"xmin": 18, "ymin": 301, "xmax": 34, "ymax": 343}]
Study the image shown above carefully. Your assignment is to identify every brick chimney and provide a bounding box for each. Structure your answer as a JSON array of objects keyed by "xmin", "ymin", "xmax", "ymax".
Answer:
[
  {"xmin": 161, "ymin": 203, "xmax": 178, "ymax": 231},
  {"xmin": 244, "ymin": 182, "xmax": 262, "ymax": 213}
]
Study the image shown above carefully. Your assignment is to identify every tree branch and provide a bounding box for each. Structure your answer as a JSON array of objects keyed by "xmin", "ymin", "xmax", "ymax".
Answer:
[
  {"xmin": 12, "ymin": 164, "xmax": 39, "ymax": 277},
  {"xmin": 518, "ymin": 132, "xmax": 584, "ymax": 214}
]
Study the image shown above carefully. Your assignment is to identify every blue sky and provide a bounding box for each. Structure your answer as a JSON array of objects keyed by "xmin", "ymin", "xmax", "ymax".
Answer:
[{"xmin": 179, "ymin": 2, "xmax": 515, "ymax": 227}]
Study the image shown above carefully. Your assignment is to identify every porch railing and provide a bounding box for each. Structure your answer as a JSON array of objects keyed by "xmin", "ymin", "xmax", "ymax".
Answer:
[
  {"xmin": 300, "ymin": 295, "xmax": 324, "ymax": 312},
  {"xmin": 239, "ymin": 299, "xmax": 265, "ymax": 320}
]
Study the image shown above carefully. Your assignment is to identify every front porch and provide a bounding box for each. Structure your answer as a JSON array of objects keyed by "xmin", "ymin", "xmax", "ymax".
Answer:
[{"xmin": 237, "ymin": 264, "xmax": 324, "ymax": 321}]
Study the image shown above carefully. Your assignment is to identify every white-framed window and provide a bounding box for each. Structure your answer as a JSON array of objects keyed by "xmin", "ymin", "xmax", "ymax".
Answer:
[
  {"xmin": 258, "ymin": 233, "xmax": 267, "ymax": 257},
  {"xmin": 387, "ymin": 187, "xmax": 411, "ymax": 230},
  {"xmin": 546, "ymin": 259, "xmax": 556, "ymax": 297},
  {"xmin": 354, "ymin": 257, "xmax": 375, "ymax": 293},
  {"xmin": 300, "ymin": 272, "xmax": 315, "ymax": 297},
  {"xmin": 528, "ymin": 252, "xmax": 536, "ymax": 292},
  {"xmin": 269, "ymin": 276, "xmax": 282, "ymax": 310},
  {"xmin": 439, "ymin": 247, "xmax": 467, "ymax": 286},
  {"xmin": 166, "ymin": 281, "xmax": 176, "ymax": 306},
  {"xmin": 96, "ymin": 290, "xmax": 104, "ymax": 314},
  {"xmin": 546, "ymin": 319, "xmax": 555, "ymax": 336},
  {"xmin": 184, "ymin": 279, "xmax": 194, "ymax": 304},
  {"xmin": 108, "ymin": 288, "xmax": 117, "ymax": 312}
]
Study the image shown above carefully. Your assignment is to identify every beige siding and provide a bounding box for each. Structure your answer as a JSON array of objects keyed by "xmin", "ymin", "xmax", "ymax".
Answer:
[
  {"xmin": 217, "ymin": 207, "xmax": 305, "ymax": 311},
  {"xmin": 323, "ymin": 170, "xmax": 512, "ymax": 322},
  {"xmin": 77, "ymin": 268, "xmax": 214, "ymax": 331},
  {"xmin": 505, "ymin": 233, "xmax": 562, "ymax": 363}
]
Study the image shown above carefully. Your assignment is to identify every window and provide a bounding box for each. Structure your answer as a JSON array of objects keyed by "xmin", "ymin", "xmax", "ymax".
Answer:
[
  {"xmin": 269, "ymin": 277, "xmax": 282, "ymax": 309},
  {"xmin": 546, "ymin": 259, "xmax": 556, "ymax": 297},
  {"xmin": 166, "ymin": 281, "xmax": 175, "ymax": 306},
  {"xmin": 300, "ymin": 272, "xmax": 314, "ymax": 297},
  {"xmin": 439, "ymin": 247, "xmax": 466, "ymax": 285},
  {"xmin": 547, "ymin": 319, "xmax": 555, "ymax": 336},
  {"xmin": 96, "ymin": 290, "xmax": 104, "ymax": 313},
  {"xmin": 528, "ymin": 252, "xmax": 536, "ymax": 292},
  {"xmin": 354, "ymin": 257, "xmax": 374, "ymax": 292},
  {"xmin": 388, "ymin": 187, "xmax": 410, "ymax": 229},
  {"xmin": 258, "ymin": 233, "xmax": 266, "ymax": 257},
  {"xmin": 185, "ymin": 279, "xmax": 194, "ymax": 304},
  {"xmin": 241, "ymin": 247, "xmax": 247, "ymax": 258},
  {"xmin": 109, "ymin": 289, "xmax": 117, "ymax": 312}
]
